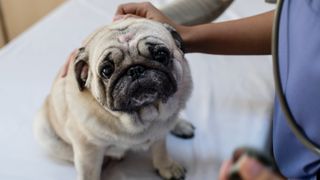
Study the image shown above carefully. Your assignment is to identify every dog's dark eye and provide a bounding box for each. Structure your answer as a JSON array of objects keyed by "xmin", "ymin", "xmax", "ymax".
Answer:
[
  {"xmin": 149, "ymin": 46, "xmax": 170, "ymax": 65},
  {"xmin": 100, "ymin": 62, "xmax": 114, "ymax": 79}
]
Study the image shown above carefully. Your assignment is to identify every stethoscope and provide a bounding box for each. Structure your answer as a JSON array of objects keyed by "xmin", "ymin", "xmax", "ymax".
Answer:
[{"xmin": 272, "ymin": 0, "xmax": 320, "ymax": 155}]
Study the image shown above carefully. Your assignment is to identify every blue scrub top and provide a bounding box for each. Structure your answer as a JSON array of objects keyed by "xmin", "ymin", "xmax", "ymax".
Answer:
[{"xmin": 273, "ymin": 0, "xmax": 320, "ymax": 179}]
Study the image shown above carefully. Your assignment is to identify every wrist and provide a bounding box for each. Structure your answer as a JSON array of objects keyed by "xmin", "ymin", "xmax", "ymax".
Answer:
[{"xmin": 176, "ymin": 25, "xmax": 194, "ymax": 53}]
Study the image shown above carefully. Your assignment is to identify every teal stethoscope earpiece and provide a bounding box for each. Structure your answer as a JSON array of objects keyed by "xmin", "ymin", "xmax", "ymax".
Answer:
[{"xmin": 272, "ymin": 0, "xmax": 320, "ymax": 155}]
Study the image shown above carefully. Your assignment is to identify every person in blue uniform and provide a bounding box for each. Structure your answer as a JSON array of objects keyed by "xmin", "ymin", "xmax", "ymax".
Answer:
[{"xmin": 112, "ymin": 1, "xmax": 320, "ymax": 179}]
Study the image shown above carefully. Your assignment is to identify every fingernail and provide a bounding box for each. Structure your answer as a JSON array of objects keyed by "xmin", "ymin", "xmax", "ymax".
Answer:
[{"xmin": 113, "ymin": 15, "xmax": 124, "ymax": 21}]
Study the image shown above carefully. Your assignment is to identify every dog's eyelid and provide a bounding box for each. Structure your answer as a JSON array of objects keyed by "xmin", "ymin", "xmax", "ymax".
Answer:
[
  {"xmin": 149, "ymin": 45, "xmax": 170, "ymax": 54},
  {"xmin": 145, "ymin": 42, "xmax": 158, "ymax": 46},
  {"xmin": 147, "ymin": 44, "xmax": 170, "ymax": 54},
  {"xmin": 101, "ymin": 48, "xmax": 125, "ymax": 65},
  {"xmin": 99, "ymin": 60, "xmax": 114, "ymax": 70},
  {"xmin": 101, "ymin": 52, "xmax": 118, "ymax": 66},
  {"xmin": 103, "ymin": 52, "xmax": 112, "ymax": 61},
  {"xmin": 146, "ymin": 42, "xmax": 167, "ymax": 47}
]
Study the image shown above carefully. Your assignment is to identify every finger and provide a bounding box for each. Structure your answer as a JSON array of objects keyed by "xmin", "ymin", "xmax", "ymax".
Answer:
[
  {"xmin": 113, "ymin": 14, "xmax": 142, "ymax": 22},
  {"xmin": 238, "ymin": 155, "xmax": 263, "ymax": 180},
  {"xmin": 115, "ymin": 2, "xmax": 151, "ymax": 17},
  {"xmin": 219, "ymin": 160, "xmax": 232, "ymax": 180},
  {"xmin": 112, "ymin": 15, "xmax": 125, "ymax": 22},
  {"xmin": 115, "ymin": 3, "xmax": 139, "ymax": 16},
  {"xmin": 238, "ymin": 156, "xmax": 280, "ymax": 180},
  {"xmin": 60, "ymin": 49, "xmax": 78, "ymax": 77}
]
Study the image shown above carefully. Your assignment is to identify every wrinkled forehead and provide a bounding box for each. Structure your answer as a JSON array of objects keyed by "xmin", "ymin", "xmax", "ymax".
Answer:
[
  {"xmin": 109, "ymin": 18, "xmax": 172, "ymax": 39},
  {"xmin": 84, "ymin": 18, "xmax": 175, "ymax": 54}
]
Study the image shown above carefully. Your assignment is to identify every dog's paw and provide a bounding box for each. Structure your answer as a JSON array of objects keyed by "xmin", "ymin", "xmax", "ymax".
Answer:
[
  {"xmin": 171, "ymin": 119, "xmax": 195, "ymax": 139},
  {"xmin": 156, "ymin": 161, "xmax": 186, "ymax": 180}
]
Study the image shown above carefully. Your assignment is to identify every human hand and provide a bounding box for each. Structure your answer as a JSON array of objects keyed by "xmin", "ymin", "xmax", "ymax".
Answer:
[
  {"xmin": 219, "ymin": 155, "xmax": 284, "ymax": 180},
  {"xmin": 114, "ymin": 2, "xmax": 193, "ymax": 52},
  {"xmin": 114, "ymin": 2, "xmax": 181, "ymax": 32},
  {"xmin": 60, "ymin": 49, "xmax": 78, "ymax": 77}
]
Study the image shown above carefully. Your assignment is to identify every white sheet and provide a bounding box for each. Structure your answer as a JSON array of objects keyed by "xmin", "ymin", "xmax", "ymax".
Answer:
[{"xmin": 0, "ymin": 0, "xmax": 275, "ymax": 179}]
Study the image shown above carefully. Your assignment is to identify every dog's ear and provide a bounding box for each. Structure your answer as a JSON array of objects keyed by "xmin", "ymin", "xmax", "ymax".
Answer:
[
  {"xmin": 74, "ymin": 47, "xmax": 89, "ymax": 91},
  {"xmin": 163, "ymin": 24, "xmax": 185, "ymax": 53}
]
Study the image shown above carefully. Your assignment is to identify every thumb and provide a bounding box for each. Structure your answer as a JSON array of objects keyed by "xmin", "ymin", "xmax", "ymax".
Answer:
[
  {"xmin": 219, "ymin": 160, "xmax": 232, "ymax": 180},
  {"xmin": 238, "ymin": 155, "xmax": 281, "ymax": 180}
]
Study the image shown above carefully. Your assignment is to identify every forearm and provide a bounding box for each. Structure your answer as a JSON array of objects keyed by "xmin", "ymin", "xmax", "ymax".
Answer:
[{"xmin": 178, "ymin": 10, "xmax": 274, "ymax": 55}]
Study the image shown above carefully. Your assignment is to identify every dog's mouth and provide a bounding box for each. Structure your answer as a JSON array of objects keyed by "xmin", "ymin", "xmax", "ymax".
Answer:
[
  {"xmin": 110, "ymin": 67, "xmax": 177, "ymax": 112},
  {"xmin": 130, "ymin": 87, "xmax": 159, "ymax": 107}
]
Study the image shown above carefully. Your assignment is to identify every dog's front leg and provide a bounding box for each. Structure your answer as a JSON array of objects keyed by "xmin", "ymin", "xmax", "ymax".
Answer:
[
  {"xmin": 69, "ymin": 131, "xmax": 104, "ymax": 180},
  {"xmin": 151, "ymin": 138, "xmax": 186, "ymax": 180},
  {"xmin": 73, "ymin": 143, "xmax": 104, "ymax": 180}
]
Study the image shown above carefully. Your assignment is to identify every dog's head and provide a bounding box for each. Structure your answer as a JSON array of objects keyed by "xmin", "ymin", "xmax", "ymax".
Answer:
[{"xmin": 73, "ymin": 18, "xmax": 192, "ymax": 122}]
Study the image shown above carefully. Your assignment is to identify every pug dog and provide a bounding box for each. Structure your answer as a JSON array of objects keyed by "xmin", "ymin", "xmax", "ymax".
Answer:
[{"xmin": 33, "ymin": 18, "xmax": 194, "ymax": 180}]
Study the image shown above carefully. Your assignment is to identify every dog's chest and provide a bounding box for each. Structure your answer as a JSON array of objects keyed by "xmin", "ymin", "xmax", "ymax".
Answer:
[{"xmin": 104, "ymin": 138, "xmax": 153, "ymax": 158}]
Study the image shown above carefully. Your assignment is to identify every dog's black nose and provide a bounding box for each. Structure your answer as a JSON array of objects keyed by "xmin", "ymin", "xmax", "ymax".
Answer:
[{"xmin": 127, "ymin": 65, "xmax": 145, "ymax": 79}]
